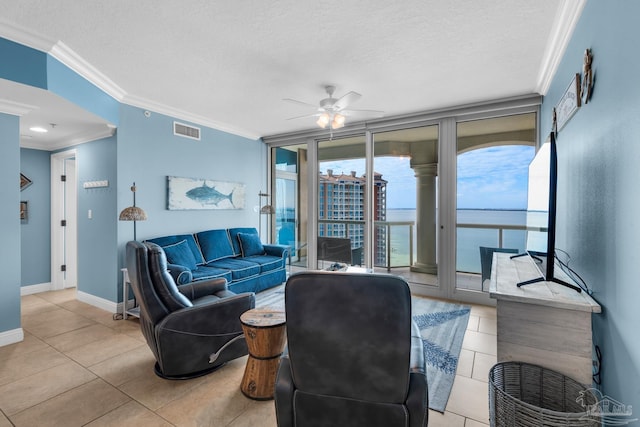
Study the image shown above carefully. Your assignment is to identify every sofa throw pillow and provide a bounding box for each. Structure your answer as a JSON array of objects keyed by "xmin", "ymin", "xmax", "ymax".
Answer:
[
  {"xmin": 238, "ymin": 232, "xmax": 266, "ymax": 257},
  {"xmin": 162, "ymin": 240, "xmax": 198, "ymax": 271}
]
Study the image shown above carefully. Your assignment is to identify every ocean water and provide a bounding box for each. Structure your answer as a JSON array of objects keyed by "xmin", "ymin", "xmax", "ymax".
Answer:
[{"xmin": 385, "ymin": 209, "xmax": 527, "ymax": 273}]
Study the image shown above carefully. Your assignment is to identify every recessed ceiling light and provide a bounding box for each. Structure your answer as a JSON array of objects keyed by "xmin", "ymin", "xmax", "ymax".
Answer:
[{"xmin": 29, "ymin": 126, "xmax": 48, "ymax": 133}]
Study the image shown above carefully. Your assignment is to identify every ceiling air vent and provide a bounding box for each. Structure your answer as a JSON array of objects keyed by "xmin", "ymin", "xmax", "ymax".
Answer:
[{"xmin": 173, "ymin": 121, "xmax": 201, "ymax": 141}]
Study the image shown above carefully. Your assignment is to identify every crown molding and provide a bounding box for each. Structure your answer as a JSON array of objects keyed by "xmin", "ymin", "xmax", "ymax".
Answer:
[
  {"xmin": 0, "ymin": 98, "xmax": 37, "ymax": 116},
  {"xmin": 0, "ymin": 18, "xmax": 55, "ymax": 52},
  {"xmin": 536, "ymin": 0, "xmax": 587, "ymax": 95},
  {"xmin": 122, "ymin": 94, "xmax": 261, "ymax": 141},
  {"xmin": 49, "ymin": 41, "xmax": 127, "ymax": 101},
  {"xmin": 21, "ymin": 125, "xmax": 116, "ymax": 151}
]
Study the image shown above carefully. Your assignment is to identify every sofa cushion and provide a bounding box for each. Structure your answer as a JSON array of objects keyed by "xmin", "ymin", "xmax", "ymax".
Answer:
[
  {"xmin": 206, "ymin": 258, "xmax": 261, "ymax": 281},
  {"xmin": 196, "ymin": 229, "xmax": 235, "ymax": 262},
  {"xmin": 243, "ymin": 254, "xmax": 284, "ymax": 273},
  {"xmin": 228, "ymin": 227, "xmax": 259, "ymax": 256},
  {"xmin": 146, "ymin": 234, "xmax": 205, "ymax": 265},
  {"xmin": 238, "ymin": 232, "xmax": 266, "ymax": 257},
  {"xmin": 161, "ymin": 240, "xmax": 197, "ymax": 271},
  {"xmin": 191, "ymin": 266, "xmax": 232, "ymax": 283}
]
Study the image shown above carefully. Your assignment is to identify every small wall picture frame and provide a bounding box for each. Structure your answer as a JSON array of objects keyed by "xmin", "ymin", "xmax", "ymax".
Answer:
[
  {"xmin": 20, "ymin": 201, "xmax": 28, "ymax": 223},
  {"xmin": 555, "ymin": 73, "xmax": 581, "ymax": 131},
  {"xmin": 20, "ymin": 173, "xmax": 32, "ymax": 191}
]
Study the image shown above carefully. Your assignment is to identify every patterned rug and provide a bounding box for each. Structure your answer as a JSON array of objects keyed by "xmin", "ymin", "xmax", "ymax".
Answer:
[
  {"xmin": 255, "ymin": 286, "xmax": 470, "ymax": 413},
  {"xmin": 412, "ymin": 298, "xmax": 471, "ymax": 412}
]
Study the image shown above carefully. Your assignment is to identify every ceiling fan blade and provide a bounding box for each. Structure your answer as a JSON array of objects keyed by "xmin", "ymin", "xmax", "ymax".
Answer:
[
  {"xmin": 286, "ymin": 112, "xmax": 322, "ymax": 121},
  {"xmin": 333, "ymin": 91, "xmax": 362, "ymax": 110},
  {"xmin": 283, "ymin": 98, "xmax": 319, "ymax": 109},
  {"xmin": 341, "ymin": 109, "xmax": 385, "ymax": 119}
]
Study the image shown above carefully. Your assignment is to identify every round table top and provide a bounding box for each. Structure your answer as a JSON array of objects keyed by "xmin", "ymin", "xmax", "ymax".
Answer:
[{"xmin": 240, "ymin": 307, "xmax": 286, "ymax": 328}]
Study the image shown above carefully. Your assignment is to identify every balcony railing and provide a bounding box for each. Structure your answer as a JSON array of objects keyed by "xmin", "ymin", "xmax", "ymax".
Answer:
[{"xmin": 318, "ymin": 219, "xmax": 531, "ymax": 273}]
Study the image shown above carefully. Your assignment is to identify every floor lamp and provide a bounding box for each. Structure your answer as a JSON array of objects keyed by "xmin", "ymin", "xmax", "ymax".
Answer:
[
  {"xmin": 258, "ymin": 192, "xmax": 274, "ymax": 242},
  {"xmin": 119, "ymin": 182, "xmax": 148, "ymax": 241}
]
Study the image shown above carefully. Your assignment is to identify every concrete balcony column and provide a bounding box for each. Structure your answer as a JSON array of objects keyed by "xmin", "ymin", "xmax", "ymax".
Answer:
[{"xmin": 410, "ymin": 163, "xmax": 438, "ymax": 274}]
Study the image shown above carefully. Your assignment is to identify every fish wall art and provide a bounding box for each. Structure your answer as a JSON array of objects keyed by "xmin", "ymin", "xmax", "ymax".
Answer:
[{"xmin": 167, "ymin": 176, "xmax": 246, "ymax": 210}]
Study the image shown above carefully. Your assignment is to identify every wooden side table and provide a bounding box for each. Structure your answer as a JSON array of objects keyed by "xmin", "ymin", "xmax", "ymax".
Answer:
[{"xmin": 240, "ymin": 307, "xmax": 286, "ymax": 400}]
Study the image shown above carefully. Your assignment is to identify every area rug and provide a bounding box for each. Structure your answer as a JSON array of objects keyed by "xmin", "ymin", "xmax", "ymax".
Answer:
[
  {"xmin": 412, "ymin": 298, "xmax": 471, "ymax": 412},
  {"xmin": 255, "ymin": 286, "xmax": 470, "ymax": 413}
]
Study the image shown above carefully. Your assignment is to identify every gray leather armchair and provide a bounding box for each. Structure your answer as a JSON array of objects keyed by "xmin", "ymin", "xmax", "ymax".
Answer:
[
  {"xmin": 125, "ymin": 241, "xmax": 255, "ymax": 379},
  {"xmin": 275, "ymin": 271, "xmax": 428, "ymax": 427}
]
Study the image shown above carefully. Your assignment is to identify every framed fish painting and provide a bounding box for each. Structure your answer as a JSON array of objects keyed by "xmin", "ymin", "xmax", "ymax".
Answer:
[{"xmin": 167, "ymin": 176, "xmax": 245, "ymax": 210}]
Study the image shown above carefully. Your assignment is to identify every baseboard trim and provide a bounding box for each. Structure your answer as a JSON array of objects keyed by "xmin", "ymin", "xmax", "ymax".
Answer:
[
  {"xmin": 21, "ymin": 282, "xmax": 53, "ymax": 295},
  {"xmin": 0, "ymin": 328, "xmax": 24, "ymax": 347},
  {"xmin": 77, "ymin": 291, "xmax": 118, "ymax": 314}
]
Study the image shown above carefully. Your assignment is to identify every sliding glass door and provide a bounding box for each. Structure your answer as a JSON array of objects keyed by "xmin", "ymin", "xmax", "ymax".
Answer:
[
  {"xmin": 454, "ymin": 113, "xmax": 537, "ymax": 301},
  {"xmin": 316, "ymin": 135, "xmax": 366, "ymax": 270}
]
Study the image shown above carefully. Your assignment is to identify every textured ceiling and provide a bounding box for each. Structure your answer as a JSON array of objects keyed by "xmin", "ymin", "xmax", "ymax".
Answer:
[{"xmin": 0, "ymin": 0, "xmax": 583, "ymax": 147}]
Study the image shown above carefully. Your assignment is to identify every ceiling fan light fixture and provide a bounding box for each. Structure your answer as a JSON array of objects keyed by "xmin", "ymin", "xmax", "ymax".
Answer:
[
  {"xmin": 331, "ymin": 113, "xmax": 346, "ymax": 129},
  {"xmin": 316, "ymin": 113, "xmax": 330, "ymax": 129}
]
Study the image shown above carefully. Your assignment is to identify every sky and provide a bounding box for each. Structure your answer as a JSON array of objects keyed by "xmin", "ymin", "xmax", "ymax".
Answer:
[{"xmin": 320, "ymin": 145, "xmax": 536, "ymax": 210}]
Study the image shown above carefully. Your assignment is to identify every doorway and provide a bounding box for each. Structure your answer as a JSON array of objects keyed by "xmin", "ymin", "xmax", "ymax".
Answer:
[{"xmin": 51, "ymin": 149, "xmax": 78, "ymax": 290}]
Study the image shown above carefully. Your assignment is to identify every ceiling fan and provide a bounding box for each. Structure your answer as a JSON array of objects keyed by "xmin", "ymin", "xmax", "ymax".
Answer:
[{"xmin": 284, "ymin": 85, "xmax": 384, "ymax": 130}]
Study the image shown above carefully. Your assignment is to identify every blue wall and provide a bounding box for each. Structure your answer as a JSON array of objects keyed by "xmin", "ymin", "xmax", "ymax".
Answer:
[
  {"xmin": 47, "ymin": 56, "xmax": 119, "ymax": 126},
  {"xmin": 0, "ymin": 37, "xmax": 47, "ymax": 88},
  {"xmin": 20, "ymin": 148, "xmax": 51, "ymax": 286},
  {"xmin": 541, "ymin": 0, "xmax": 640, "ymax": 411},
  {"xmin": 0, "ymin": 113, "xmax": 22, "ymax": 330},
  {"xmin": 73, "ymin": 136, "xmax": 118, "ymax": 302},
  {"xmin": 116, "ymin": 105, "xmax": 264, "ymax": 242},
  {"xmin": 115, "ymin": 105, "xmax": 266, "ymax": 300}
]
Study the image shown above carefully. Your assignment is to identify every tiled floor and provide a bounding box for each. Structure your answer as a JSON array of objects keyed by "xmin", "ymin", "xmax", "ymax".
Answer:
[{"xmin": 0, "ymin": 287, "xmax": 496, "ymax": 426}]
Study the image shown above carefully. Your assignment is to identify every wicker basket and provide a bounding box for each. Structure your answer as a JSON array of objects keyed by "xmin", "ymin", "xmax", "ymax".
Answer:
[{"xmin": 489, "ymin": 362, "xmax": 599, "ymax": 427}]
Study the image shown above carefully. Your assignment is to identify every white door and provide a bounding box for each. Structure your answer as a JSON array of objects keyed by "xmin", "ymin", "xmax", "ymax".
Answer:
[
  {"xmin": 51, "ymin": 150, "xmax": 78, "ymax": 290},
  {"xmin": 63, "ymin": 158, "xmax": 77, "ymax": 288}
]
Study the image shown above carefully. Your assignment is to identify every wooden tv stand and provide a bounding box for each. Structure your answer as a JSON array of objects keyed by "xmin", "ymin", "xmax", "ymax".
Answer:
[{"xmin": 489, "ymin": 253, "xmax": 601, "ymax": 385}]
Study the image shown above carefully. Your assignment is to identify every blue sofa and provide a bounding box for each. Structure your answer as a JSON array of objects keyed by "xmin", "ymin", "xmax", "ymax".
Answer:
[{"xmin": 146, "ymin": 227, "xmax": 288, "ymax": 294}]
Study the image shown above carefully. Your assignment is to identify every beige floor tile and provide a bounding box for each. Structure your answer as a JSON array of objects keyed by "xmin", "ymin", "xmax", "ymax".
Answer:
[
  {"xmin": 0, "ymin": 333, "xmax": 49, "ymax": 360},
  {"xmin": 58, "ymin": 299, "xmax": 114, "ymax": 321},
  {"xmin": 465, "ymin": 418, "xmax": 490, "ymax": 427},
  {"xmin": 85, "ymin": 401, "xmax": 174, "ymax": 427},
  {"xmin": 10, "ymin": 379, "xmax": 130, "ymax": 427},
  {"xmin": 478, "ymin": 316, "xmax": 497, "ymax": 335},
  {"xmin": 0, "ymin": 359, "xmax": 96, "ymax": 415},
  {"xmin": 65, "ymin": 333, "xmax": 144, "ymax": 367},
  {"xmin": 472, "ymin": 352, "xmax": 497, "ymax": 383},
  {"xmin": 37, "ymin": 288, "xmax": 77, "ymax": 304},
  {"xmin": 227, "ymin": 399, "xmax": 277, "ymax": 427},
  {"xmin": 0, "ymin": 345, "xmax": 69, "ymax": 386},
  {"xmin": 456, "ymin": 348, "xmax": 475, "ymax": 378},
  {"xmin": 44, "ymin": 323, "xmax": 119, "ymax": 353},
  {"xmin": 89, "ymin": 345, "xmax": 157, "ymax": 386},
  {"xmin": 20, "ymin": 296, "xmax": 59, "ymax": 316},
  {"xmin": 427, "ymin": 409, "xmax": 466, "ymax": 427},
  {"xmin": 470, "ymin": 304, "xmax": 497, "ymax": 319},
  {"xmin": 462, "ymin": 330, "xmax": 497, "ymax": 356},
  {"xmin": 0, "ymin": 411, "xmax": 12, "ymax": 427},
  {"xmin": 156, "ymin": 379, "xmax": 254, "ymax": 427},
  {"xmin": 446, "ymin": 375, "xmax": 490, "ymax": 424},
  {"xmin": 467, "ymin": 314, "xmax": 480, "ymax": 331},
  {"xmin": 22, "ymin": 308, "xmax": 97, "ymax": 339},
  {"xmin": 118, "ymin": 368, "xmax": 212, "ymax": 411}
]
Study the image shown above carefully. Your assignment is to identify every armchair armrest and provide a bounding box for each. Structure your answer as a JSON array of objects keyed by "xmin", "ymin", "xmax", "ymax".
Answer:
[
  {"xmin": 167, "ymin": 263, "xmax": 193, "ymax": 285},
  {"xmin": 274, "ymin": 355, "xmax": 294, "ymax": 427},
  {"xmin": 263, "ymin": 244, "xmax": 289, "ymax": 259},
  {"xmin": 177, "ymin": 277, "xmax": 227, "ymax": 300},
  {"xmin": 160, "ymin": 292, "xmax": 255, "ymax": 335}
]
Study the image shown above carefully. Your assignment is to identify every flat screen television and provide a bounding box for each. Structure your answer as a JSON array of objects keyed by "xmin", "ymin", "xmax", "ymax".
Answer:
[{"xmin": 513, "ymin": 131, "xmax": 581, "ymax": 292}]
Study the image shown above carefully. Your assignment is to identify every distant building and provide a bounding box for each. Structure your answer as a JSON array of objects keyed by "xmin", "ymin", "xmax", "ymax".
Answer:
[{"xmin": 318, "ymin": 169, "xmax": 387, "ymax": 265}]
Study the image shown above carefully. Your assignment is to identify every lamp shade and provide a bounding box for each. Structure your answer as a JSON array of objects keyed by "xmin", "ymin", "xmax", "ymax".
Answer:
[
  {"xmin": 119, "ymin": 206, "xmax": 148, "ymax": 221},
  {"xmin": 260, "ymin": 204, "xmax": 275, "ymax": 214},
  {"xmin": 119, "ymin": 182, "xmax": 147, "ymax": 241}
]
